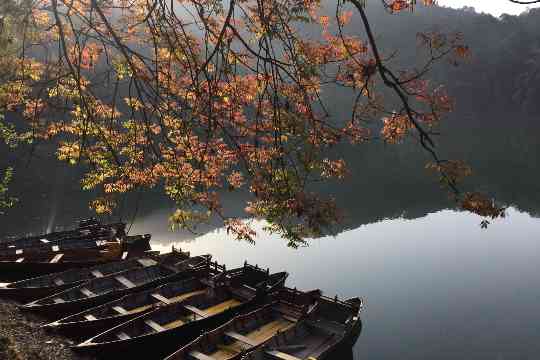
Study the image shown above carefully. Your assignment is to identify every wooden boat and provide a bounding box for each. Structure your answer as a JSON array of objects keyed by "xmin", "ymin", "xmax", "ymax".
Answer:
[
  {"xmin": 43, "ymin": 263, "xmax": 279, "ymax": 340},
  {"xmin": 20, "ymin": 252, "xmax": 212, "ymax": 318},
  {"xmin": 44, "ymin": 275, "xmax": 216, "ymax": 340},
  {"xmin": 0, "ymin": 247, "xmax": 175, "ymax": 302},
  {"xmin": 0, "ymin": 221, "xmax": 126, "ymax": 250},
  {"xmin": 72, "ymin": 265, "xmax": 289, "ymax": 358},
  {"xmin": 163, "ymin": 288, "xmax": 322, "ymax": 360},
  {"xmin": 0, "ymin": 234, "xmax": 152, "ymax": 282},
  {"xmin": 0, "ymin": 242, "xmax": 125, "ymax": 281},
  {"xmin": 0, "ymin": 217, "xmax": 100, "ymax": 245},
  {"xmin": 0, "ymin": 237, "xmax": 121, "ymax": 260},
  {"xmin": 239, "ymin": 291, "xmax": 363, "ymax": 360}
]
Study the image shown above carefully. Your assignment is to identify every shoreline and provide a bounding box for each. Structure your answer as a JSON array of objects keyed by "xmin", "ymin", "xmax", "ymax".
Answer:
[{"xmin": 0, "ymin": 300, "xmax": 91, "ymax": 360}]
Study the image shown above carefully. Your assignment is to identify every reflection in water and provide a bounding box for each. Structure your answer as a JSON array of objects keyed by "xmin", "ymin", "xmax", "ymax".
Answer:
[{"xmin": 135, "ymin": 207, "xmax": 540, "ymax": 360}]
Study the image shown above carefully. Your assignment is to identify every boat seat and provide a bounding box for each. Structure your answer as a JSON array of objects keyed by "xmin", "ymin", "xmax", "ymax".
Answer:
[
  {"xmin": 265, "ymin": 350, "xmax": 303, "ymax": 360},
  {"xmin": 53, "ymin": 278, "xmax": 65, "ymax": 286},
  {"xmin": 84, "ymin": 314, "xmax": 98, "ymax": 321},
  {"xmin": 53, "ymin": 298, "xmax": 65, "ymax": 304},
  {"xmin": 189, "ymin": 351, "xmax": 217, "ymax": 360},
  {"xmin": 50, "ymin": 254, "xmax": 64, "ymax": 263},
  {"xmin": 151, "ymin": 293, "xmax": 171, "ymax": 305},
  {"xmin": 224, "ymin": 331, "xmax": 259, "ymax": 346},
  {"xmin": 112, "ymin": 306, "xmax": 128, "ymax": 314},
  {"xmin": 115, "ymin": 276, "xmax": 136, "ymax": 289},
  {"xmin": 184, "ymin": 305, "xmax": 208, "ymax": 318},
  {"xmin": 137, "ymin": 258, "xmax": 158, "ymax": 267},
  {"xmin": 282, "ymin": 315, "xmax": 298, "ymax": 323},
  {"xmin": 116, "ymin": 332, "xmax": 131, "ymax": 340},
  {"xmin": 16, "ymin": 258, "xmax": 24, "ymax": 263},
  {"xmin": 144, "ymin": 319, "xmax": 166, "ymax": 332},
  {"xmin": 80, "ymin": 288, "xmax": 96, "ymax": 297},
  {"xmin": 91, "ymin": 270, "xmax": 104, "ymax": 278},
  {"xmin": 15, "ymin": 249, "xmax": 23, "ymax": 255}
]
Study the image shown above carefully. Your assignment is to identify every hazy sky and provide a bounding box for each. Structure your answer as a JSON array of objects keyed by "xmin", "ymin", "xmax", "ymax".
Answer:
[{"xmin": 438, "ymin": 0, "xmax": 540, "ymax": 16}]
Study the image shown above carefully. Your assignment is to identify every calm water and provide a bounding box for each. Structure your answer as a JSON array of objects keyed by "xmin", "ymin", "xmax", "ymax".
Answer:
[{"xmin": 132, "ymin": 207, "xmax": 540, "ymax": 360}]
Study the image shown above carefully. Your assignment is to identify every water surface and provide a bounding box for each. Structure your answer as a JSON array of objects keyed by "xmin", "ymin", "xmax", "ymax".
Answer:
[{"xmin": 136, "ymin": 208, "xmax": 540, "ymax": 360}]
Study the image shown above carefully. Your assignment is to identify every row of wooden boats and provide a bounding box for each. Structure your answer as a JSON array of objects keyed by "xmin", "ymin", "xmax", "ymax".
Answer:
[
  {"xmin": 0, "ymin": 220, "xmax": 363, "ymax": 359},
  {"xmin": 0, "ymin": 219, "xmax": 151, "ymax": 281}
]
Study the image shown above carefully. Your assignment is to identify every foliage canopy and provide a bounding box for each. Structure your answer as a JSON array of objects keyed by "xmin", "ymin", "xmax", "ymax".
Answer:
[{"xmin": 0, "ymin": 0, "xmax": 511, "ymax": 245}]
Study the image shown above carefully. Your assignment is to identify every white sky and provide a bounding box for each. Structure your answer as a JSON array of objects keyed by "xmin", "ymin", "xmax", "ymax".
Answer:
[{"xmin": 437, "ymin": 0, "xmax": 540, "ymax": 16}]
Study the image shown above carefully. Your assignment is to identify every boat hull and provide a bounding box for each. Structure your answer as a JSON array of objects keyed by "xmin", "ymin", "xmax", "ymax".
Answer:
[
  {"xmin": 20, "ymin": 268, "xmax": 207, "ymax": 319},
  {"xmin": 73, "ymin": 299, "xmax": 262, "ymax": 360},
  {"xmin": 0, "ymin": 281, "xmax": 86, "ymax": 303},
  {"xmin": 0, "ymin": 261, "xmax": 106, "ymax": 282}
]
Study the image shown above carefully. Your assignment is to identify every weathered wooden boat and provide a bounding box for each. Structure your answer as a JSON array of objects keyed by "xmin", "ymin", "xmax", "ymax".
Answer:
[
  {"xmin": 0, "ymin": 217, "xmax": 99, "ymax": 245},
  {"xmin": 44, "ymin": 275, "xmax": 215, "ymax": 340},
  {"xmin": 0, "ymin": 238, "xmax": 120, "ymax": 260},
  {"xmin": 72, "ymin": 265, "xmax": 289, "ymax": 358},
  {"xmin": 239, "ymin": 291, "xmax": 363, "ymax": 360},
  {"xmin": 0, "ymin": 235, "xmax": 152, "ymax": 282},
  {"xmin": 163, "ymin": 287, "xmax": 322, "ymax": 360},
  {"xmin": 43, "ymin": 263, "xmax": 280, "ymax": 339},
  {"xmin": 0, "ymin": 221, "xmax": 126, "ymax": 250},
  {"xmin": 0, "ymin": 249, "xmax": 170, "ymax": 302},
  {"xmin": 0, "ymin": 243, "xmax": 125, "ymax": 281},
  {"xmin": 20, "ymin": 252, "xmax": 212, "ymax": 318}
]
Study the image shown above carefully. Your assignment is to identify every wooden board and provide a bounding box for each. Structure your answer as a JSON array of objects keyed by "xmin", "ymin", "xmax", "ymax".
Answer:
[
  {"xmin": 265, "ymin": 351, "xmax": 302, "ymax": 360},
  {"xmin": 167, "ymin": 289, "xmax": 206, "ymax": 304},
  {"xmin": 203, "ymin": 299, "xmax": 241, "ymax": 316},
  {"xmin": 115, "ymin": 276, "xmax": 136, "ymax": 289},
  {"xmin": 163, "ymin": 318, "xmax": 185, "ymax": 330}
]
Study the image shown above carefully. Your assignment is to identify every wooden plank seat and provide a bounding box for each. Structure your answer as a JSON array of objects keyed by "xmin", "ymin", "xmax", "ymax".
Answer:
[
  {"xmin": 137, "ymin": 258, "xmax": 158, "ymax": 267},
  {"xmin": 163, "ymin": 318, "xmax": 185, "ymax": 330},
  {"xmin": 80, "ymin": 288, "xmax": 96, "ymax": 297},
  {"xmin": 282, "ymin": 315, "xmax": 299, "ymax": 323},
  {"xmin": 144, "ymin": 319, "xmax": 166, "ymax": 332},
  {"xmin": 167, "ymin": 290, "xmax": 207, "ymax": 304},
  {"xmin": 151, "ymin": 293, "xmax": 171, "ymax": 305},
  {"xmin": 189, "ymin": 351, "xmax": 217, "ymax": 360},
  {"xmin": 91, "ymin": 270, "xmax": 104, "ymax": 278},
  {"xmin": 265, "ymin": 350, "xmax": 302, "ymax": 360},
  {"xmin": 112, "ymin": 306, "xmax": 128, "ymax": 314},
  {"xmin": 50, "ymin": 254, "xmax": 64, "ymax": 263},
  {"xmin": 224, "ymin": 331, "xmax": 259, "ymax": 347},
  {"xmin": 115, "ymin": 275, "xmax": 136, "ymax": 289},
  {"xmin": 184, "ymin": 305, "xmax": 208, "ymax": 318},
  {"xmin": 116, "ymin": 332, "xmax": 131, "ymax": 340}
]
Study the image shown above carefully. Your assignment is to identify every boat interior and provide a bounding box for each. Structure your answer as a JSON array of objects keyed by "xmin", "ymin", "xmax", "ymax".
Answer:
[
  {"xmin": 244, "ymin": 297, "xmax": 360, "ymax": 360},
  {"xmin": 0, "ymin": 244, "xmax": 123, "ymax": 265},
  {"xmin": 168, "ymin": 298, "xmax": 310, "ymax": 360},
  {"xmin": 88, "ymin": 286, "xmax": 250, "ymax": 343},
  {"xmin": 6, "ymin": 257, "xmax": 159, "ymax": 289},
  {"xmin": 59, "ymin": 277, "xmax": 208, "ymax": 323},
  {"xmin": 32, "ymin": 265, "xmax": 177, "ymax": 305}
]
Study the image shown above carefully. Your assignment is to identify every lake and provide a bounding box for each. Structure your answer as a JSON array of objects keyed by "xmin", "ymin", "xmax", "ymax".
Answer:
[{"xmin": 134, "ymin": 207, "xmax": 540, "ymax": 360}]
